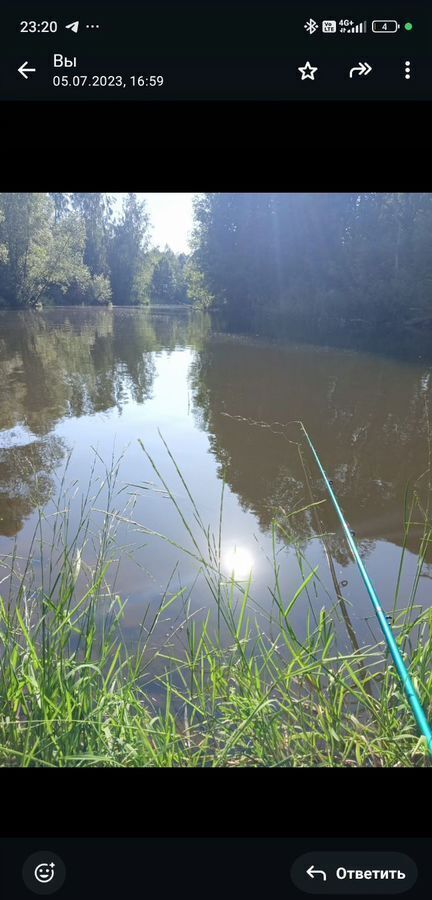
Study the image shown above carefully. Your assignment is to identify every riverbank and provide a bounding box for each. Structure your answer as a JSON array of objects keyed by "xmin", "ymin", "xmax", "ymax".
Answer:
[
  {"xmin": 1, "ymin": 455, "xmax": 431, "ymax": 768},
  {"xmin": 1, "ymin": 563, "xmax": 430, "ymax": 767}
]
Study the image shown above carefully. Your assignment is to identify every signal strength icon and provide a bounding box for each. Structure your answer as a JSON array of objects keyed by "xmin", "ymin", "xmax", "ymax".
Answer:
[{"xmin": 346, "ymin": 21, "xmax": 367, "ymax": 33}]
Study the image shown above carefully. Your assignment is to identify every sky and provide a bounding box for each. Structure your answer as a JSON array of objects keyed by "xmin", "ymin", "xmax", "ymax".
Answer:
[{"xmin": 114, "ymin": 193, "xmax": 195, "ymax": 255}]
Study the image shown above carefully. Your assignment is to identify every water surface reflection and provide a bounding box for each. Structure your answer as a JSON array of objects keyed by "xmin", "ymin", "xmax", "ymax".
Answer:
[{"xmin": 0, "ymin": 307, "xmax": 430, "ymax": 655}]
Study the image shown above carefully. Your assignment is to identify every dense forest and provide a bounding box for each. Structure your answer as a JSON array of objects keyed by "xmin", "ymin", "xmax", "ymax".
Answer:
[
  {"xmin": 191, "ymin": 193, "xmax": 432, "ymax": 328},
  {"xmin": 1, "ymin": 193, "xmax": 431, "ymax": 329},
  {"xmin": 0, "ymin": 193, "xmax": 209, "ymax": 309}
]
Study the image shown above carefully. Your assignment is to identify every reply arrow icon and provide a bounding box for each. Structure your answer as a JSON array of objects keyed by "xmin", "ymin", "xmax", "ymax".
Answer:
[
  {"xmin": 306, "ymin": 866, "xmax": 327, "ymax": 881},
  {"xmin": 349, "ymin": 61, "xmax": 372, "ymax": 78},
  {"xmin": 18, "ymin": 61, "xmax": 36, "ymax": 79}
]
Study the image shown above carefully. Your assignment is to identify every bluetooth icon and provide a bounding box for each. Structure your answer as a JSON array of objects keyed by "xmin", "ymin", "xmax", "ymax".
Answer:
[{"xmin": 304, "ymin": 19, "xmax": 318, "ymax": 35}]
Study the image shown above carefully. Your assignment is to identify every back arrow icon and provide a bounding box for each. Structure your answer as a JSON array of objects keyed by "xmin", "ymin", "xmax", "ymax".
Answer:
[
  {"xmin": 18, "ymin": 62, "xmax": 36, "ymax": 79},
  {"xmin": 349, "ymin": 62, "xmax": 372, "ymax": 78},
  {"xmin": 306, "ymin": 866, "xmax": 327, "ymax": 881}
]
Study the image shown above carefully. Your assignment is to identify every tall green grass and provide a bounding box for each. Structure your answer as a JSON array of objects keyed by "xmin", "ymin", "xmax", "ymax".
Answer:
[{"xmin": 0, "ymin": 440, "xmax": 431, "ymax": 767}]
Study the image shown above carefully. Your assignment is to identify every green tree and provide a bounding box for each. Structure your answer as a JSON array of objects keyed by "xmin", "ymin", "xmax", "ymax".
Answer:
[
  {"xmin": 183, "ymin": 260, "xmax": 213, "ymax": 308},
  {"xmin": 0, "ymin": 193, "xmax": 89, "ymax": 308},
  {"xmin": 150, "ymin": 247, "xmax": 188, "ymax": 304},
  {"xmin": 71, "ymin": 193, "xmax": 113, "ymax": 277},
  {"xmin": 150, "ymin": 256, "xmax": 175, "ymax": 303},
  {"xmin": 85, "ymin": 273, "xmax": 112, "ymax": 305},
  {"xmin": 108, "ymin": 194, "xmax": 150, "ymax": 304},
  {"xmin": 50, "ymin": 193, "xmax": 70, "ymax": 224},
  {"xmin": 191, "ymin": 193, "xmax": 432, "ymax": 327}
]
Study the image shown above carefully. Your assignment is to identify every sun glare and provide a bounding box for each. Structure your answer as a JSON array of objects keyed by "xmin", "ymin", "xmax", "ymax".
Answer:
[{"xmin": 223, "ymin": 546, "xmax": 254, "ymax": 581}]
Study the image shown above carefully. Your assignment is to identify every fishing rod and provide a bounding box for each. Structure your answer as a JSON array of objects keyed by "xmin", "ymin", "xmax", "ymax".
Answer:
[
  {"xmin": 220, "ymin": 410, "xmax": 432, "ymax": 753},
  {"xmin": 299, "ymin": 421, "xmax": 432, "ymax": 756}
]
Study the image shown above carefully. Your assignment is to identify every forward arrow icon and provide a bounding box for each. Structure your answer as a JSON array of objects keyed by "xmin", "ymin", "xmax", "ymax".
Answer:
[{"xmin": 349, "ymin": 62, "xmax": 372, "ymax": 78}]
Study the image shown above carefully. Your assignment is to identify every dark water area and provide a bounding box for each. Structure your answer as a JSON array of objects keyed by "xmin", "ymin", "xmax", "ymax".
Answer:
[
  {"xmin": 1, "ymin": 306, "xmax": 431, "ymax": 658},
  {"xmin": 217, "ymin": 307, "xmax": 432, "ymax": 365}
]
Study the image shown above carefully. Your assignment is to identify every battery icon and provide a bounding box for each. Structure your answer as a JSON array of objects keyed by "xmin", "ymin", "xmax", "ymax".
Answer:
[{"xmin": 372, "ymin": 20, "xmax": 400, "ymax": 32}]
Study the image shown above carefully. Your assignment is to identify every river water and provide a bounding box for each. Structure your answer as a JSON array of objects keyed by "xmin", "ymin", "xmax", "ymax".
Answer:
[{"xmin": 0, "ymin": 306, "xmax": 431, "ymax": 658}]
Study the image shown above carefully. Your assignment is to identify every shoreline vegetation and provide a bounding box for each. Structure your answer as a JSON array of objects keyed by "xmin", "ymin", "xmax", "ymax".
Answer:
[
  {"xmin": 1, "ymin": 442, "xmax": 431, "ymax": 768},
  {"xmin": 1, "ymin": 192, "xmax": 432, "ymax": 766},
  {"xmin": 0, "ymin": 193, "xmax": 213, "ymax": 312},
  {"xmin": 2, "ymin": 193, "xmax": 432, "ymax": 329}
]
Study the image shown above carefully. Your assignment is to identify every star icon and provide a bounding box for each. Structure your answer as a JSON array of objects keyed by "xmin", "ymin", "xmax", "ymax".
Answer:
[{"xmin": 298, "ymin": 61, "xmax": 318, "ymax": 80}]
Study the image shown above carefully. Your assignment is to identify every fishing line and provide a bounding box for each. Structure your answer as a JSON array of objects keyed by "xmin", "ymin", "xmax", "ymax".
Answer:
[
  {"xmin": 221, "ymin": 410, "xmax": 432, "ymax": 754},
  {"xmin": 299, "ymin": 421, "xmax": 432, "ymax": 756}
]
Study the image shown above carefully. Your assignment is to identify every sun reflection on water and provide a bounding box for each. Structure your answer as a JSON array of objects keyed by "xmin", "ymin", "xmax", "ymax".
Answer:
[{"xmin": 223, "ymin": 546, "xmax": 254, "ymax": 581}]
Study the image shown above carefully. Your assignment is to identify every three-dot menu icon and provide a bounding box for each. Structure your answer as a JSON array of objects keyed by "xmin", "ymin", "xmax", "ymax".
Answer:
[{"xmin": 65, "ymin": 22, "xmax": 101, "ymax": 33}]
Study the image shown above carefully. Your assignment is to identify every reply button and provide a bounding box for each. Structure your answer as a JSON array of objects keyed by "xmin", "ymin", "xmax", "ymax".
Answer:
[{"xmin": 291, "ymin": 852, "xmax": 417, "ymax": 894}]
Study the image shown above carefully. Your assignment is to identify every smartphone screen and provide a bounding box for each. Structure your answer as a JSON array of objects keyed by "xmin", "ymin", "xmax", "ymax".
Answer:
[{"xmin": 0, "ymin": 2, "xmax": 431, "ymax": 897}]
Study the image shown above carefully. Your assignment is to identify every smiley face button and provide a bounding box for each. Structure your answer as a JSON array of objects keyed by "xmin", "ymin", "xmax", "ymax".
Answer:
[
  {"xmin": 22, "ymin": 852, "xmax": 66, "ymax": 894},
  {"xmin": 35, "ymin": 862, "xmax": 56, "ymax": 884}
]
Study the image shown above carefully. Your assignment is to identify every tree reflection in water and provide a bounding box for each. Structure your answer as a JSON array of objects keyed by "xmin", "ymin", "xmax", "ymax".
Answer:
[
  {"xmin": 189, "ymin": 335, "xmax": 432, "ymax": 566},
  {"xmin": 0, "ymin": 307, "xmax": 430, "ymax": 583},
  {"xmin": 0, "ymin": 307, "xmax": 211, "ymax": 537}
]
